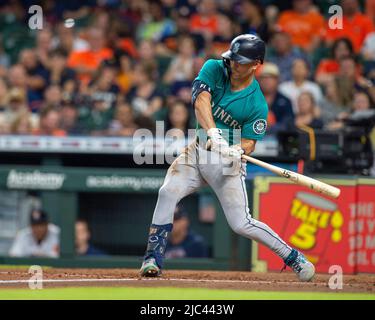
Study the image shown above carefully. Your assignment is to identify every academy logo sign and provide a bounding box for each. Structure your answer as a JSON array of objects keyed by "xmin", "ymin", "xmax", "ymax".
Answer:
[
  {"xmin": 86, "ymin": 175, "xmax": 164, "ymax": 191},
  {"xmin": 6, "ymin": 170, "xmax": 66, "ymax": 190}
]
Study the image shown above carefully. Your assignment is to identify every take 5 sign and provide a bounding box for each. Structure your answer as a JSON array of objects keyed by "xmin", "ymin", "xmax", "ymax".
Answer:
[{"xmin": 251, "ymin": 177, "xmax": 375, "ymax": 274}]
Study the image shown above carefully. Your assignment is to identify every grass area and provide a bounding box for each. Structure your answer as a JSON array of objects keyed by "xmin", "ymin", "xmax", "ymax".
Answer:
[
  {"xmin": 0, "ymin": 265, "xmax": 29, "ymax": 269},
  {"xmin": 0, "ymin": 287, "xmax": 374, "ymax": 300},
  {"xmin": 0, "ymin": 265, "xmax": 51, "ymax": 270}
]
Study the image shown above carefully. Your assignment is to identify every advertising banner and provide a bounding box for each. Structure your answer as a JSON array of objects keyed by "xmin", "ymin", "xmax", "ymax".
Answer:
[
  {"xmin": 251, "ymin": 177, "xmax": 375, "ymax": 274},
  {"xmin": 354, "ymin": 180, "xmax": 375, "ymax": 273},
  {"xmin": 0, "ymin": 167, "xmax": 165, "ymax": 192}
]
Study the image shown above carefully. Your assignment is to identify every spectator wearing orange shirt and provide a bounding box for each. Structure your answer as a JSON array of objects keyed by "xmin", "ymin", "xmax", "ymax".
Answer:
[
  {"xmin": 190, "ymin": 0, "xmax": 219, "ymax": 41},
  {"xmin": 33, "ymin": 107, "xmax": 66, "ymax": 137},
  {"xmin": 67, "ymin": 28, "xmax": 113, "ymax": 84},
  {"xmin": 325, "ymin": 0, "xmax": 375, "ymax": 53},
  {"xmin": 277, "ymin": 0, "xmax": 325, "ymax": 53}
]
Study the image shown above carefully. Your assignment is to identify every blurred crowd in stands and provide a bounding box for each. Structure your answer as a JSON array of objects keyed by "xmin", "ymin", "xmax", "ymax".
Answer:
[{"xmin": 0, "ymin": 0, "xmax": 374, "ymax": 143}]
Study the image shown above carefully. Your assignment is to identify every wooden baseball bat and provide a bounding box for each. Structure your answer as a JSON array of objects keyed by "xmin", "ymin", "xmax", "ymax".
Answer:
[{"xmin": 242, "ymin": 154, "xmax": 341, "ymax": 199}]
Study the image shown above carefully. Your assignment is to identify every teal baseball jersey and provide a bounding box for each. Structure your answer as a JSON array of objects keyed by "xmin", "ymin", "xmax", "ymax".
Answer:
[{"xmin": 194, "ymin": 59, "xmax": 268, "ymax": 145}]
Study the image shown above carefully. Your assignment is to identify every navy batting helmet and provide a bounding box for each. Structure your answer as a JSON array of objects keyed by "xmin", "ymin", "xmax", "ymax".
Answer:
[{"xmin": 222, "ymin": 34, "xmax": 266, "ymax": 65}]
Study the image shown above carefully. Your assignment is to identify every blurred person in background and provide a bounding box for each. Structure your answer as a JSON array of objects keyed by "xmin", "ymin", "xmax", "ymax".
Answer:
[
  {"xmin": 136, "ymin": 0, "xmax": 176, "ymax": 42},
  {"xmin": 165, "ymin": 100, "xmax": 191, "ymax": 137},
  {"xmin": 10, "ymin": 111, "xmax": 34, "ymax": 135},
  {"xmin": 266, "ymin": 30, "xmax": 309, "ymax": 82},
  {"xmin": 258, "ymin": 63, "xmax": 294, "ymax": 133},
  {"xmin": 0, "ymin": 88, "xmax": 37, "ymax": 133},
  {"xmin": 163, "ymin": 35, "xmax": 196, "ymax": 85},
  {"xmin": 189, "ymin": 0, "xmax": 219, "ymax": 42},
  {"xmin": 35, "ymin": 28, "xmax": 54, "ymax": 70},
  {"xmin": 75, "ymin": 218, "xmax": 106, "ymax": 256},
  {"xmin": 240, "ymin": 0, "xmax": 273, "ymax": 42},
  {"xmin": 341, "ymin": 55, "xmax": 373, "ymax": 89},
  {"xmin": 48, "ymin": 49, "xmax": 77, "ymax": 91},
  {"xmin": 279, "ymin": 59, "xmax": 323, "ymax": 112},
  {"xmin": 361, "ymin": 29, "xmax": 375, "ymax": 63},
  {"xmin": 52, "ymin": 21, "xmax": 89, "ymax": 54},
  {"xmin": 320, "ymin": 77, "xmax": 351, "ymax": 125},
  {"xmin": 42, "ymin": 84, "xmax": 62, "ymax": 109},
  {"xmin": 294, "ymin": 91, "xmax": 324, "ymax": 129},
  {"xmin": 0, "ymin": 77, "xmax": 8, "ymax": 132},
  {"xmin": 107, "ymin": 102, "xmax": 139, "ymax": 137},
  {"xmin": 7, "ymin": 64, "xmax": 29, "ymax": 107},
  {"xmin": 89, "ymin": 62, "xmax": 120, "ymax": 108},
  {"xmin": 60, "ymin": 99, "xmax": 83, "ymax": 135},
  {"xmin": 361, "ymin": 32, "xmax": 375, "ymax": 107},
  {"xmin": 32, "ymin": 107, "xmax": 66, "ymax": 137},
  {"xmin": 315, "ymin": 38, "xmax": 355, "ymax": 86},
  {"xmin": 159, "ymin": 8, "xmax": 205, "ymax": 56},
  {"xmin": 79, "ymin": 93, "xmax": 114, "ymax": 136},
  {"xmin": 0, "ymin": 41, "xmax": 10, "ymax": 74},
  {"xmin": 9, "ymin": 209, "xmax": 60, "ymax": 258},
  {"xmin": 67, "ymin": 27, "xmax": 113, "ymax": 84},
  {"xmin": 324, "ymin": 0, "xmax": 374, "ymax": 54},
  {"xmin": 327, "ymin": 91, "xmax": 374, "ymax": 130},
  {"xmin": 128, "ymin": 62, "xmax": 164, "ymax": 119},
  {"xmin": 165, "ymin": 204, "xmax": 209, "ymax": 259},
  {"xmin": 210, "ymin": 12, "xmax": 238, "ymax": 58},
  {"xmin": 91, "ymin": 8, "xmax": 113, "ymax": 36},
  {"xmin": 137, "ymin": 39, "xmax": 159, "ymax": 66},
  {"xmin": 367, "ymin": 0, "xmax": 375, "ymax": 23},
  {"xmin": 19, "ymin": 48, "xmax": 49, "ymax": 109},
  {"xmin": 276, "ymin": 0, "xmax": 325, "ymax": 53},
  {"xmin": 115, "ymin": 51, "xmax": 133, "ymax": 94},
  {"xmin": 0, "ymin": 77, "xmax": 8, "ymax": 110},
  {"xmin": 367, "ymin": 68, "xmax": 375, "ymax": 104},
  {"xmin": 335, "ymin": 56, "xmax": 373, "ymax": 108},
  {"xmin": 136, "ymin": 38, "xmax": 167, "ymax": 79},
  {"xmin": 0, "ymin": 0, "xmax": 35, "ymax": 65}
]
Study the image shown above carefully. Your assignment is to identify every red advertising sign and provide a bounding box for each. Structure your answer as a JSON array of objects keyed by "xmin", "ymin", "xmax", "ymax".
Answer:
[
  {"xmin": 352, "ymin": 182, "xmax": 375, "ymax": 273},
  {"xmin": 252, "ymin": 177, "xmax": 374, "ymax": 274}
]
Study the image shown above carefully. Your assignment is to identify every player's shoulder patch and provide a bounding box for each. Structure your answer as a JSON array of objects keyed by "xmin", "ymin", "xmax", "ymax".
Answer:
[{"xmin": 253, "ymin": 119, "xmax": 267, "ymax": 135}]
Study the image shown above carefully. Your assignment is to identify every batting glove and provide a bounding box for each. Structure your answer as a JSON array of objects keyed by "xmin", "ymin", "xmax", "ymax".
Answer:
[{"xmin": 207, "ymin": 128, "xmax": 243, "ymax": 160}]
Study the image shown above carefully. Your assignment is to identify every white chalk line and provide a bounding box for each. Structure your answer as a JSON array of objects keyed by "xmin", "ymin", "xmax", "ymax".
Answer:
[{"xmin": 0, "ymin": 277, "xmax": 335, "ymax": 287}]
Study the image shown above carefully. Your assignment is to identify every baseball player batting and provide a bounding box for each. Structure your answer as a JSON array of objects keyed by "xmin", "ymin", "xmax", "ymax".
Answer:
[{"xmin": 140, "ymin": 34, "xmax": 315, "ymax": 282}]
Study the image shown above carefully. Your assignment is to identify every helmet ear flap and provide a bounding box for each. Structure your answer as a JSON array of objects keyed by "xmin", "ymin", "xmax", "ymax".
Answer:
[{"xmin": 223, "ymin": 58, "xmax": 231, "ymax": 78}]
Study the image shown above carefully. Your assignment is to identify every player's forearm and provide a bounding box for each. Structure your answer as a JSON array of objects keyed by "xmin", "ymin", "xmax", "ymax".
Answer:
[
  {"xmin": 194, "ymin": 92, "xmax": 216, "ymax": 130},
  {"xmin": 241, "ymin": 138, "xmax": 256, "ymax": 155}
]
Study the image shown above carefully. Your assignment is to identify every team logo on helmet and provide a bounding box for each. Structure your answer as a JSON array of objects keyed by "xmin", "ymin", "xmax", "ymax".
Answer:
[
  {"xmin": 253, "ymin": 119, "xmax": 267, "ymax": 134},
  {"xmin": 232, "ymin": 42, "xmax": 240, "ymax": 53}
]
